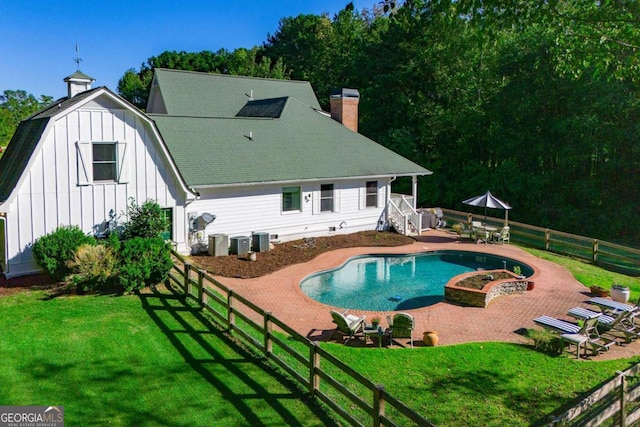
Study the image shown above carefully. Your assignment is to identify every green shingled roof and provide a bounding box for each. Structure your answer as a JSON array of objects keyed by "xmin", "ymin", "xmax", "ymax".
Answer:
[
  {"xmin": 151, "ymin": 97, "xmax": 431, "ymax": 187},
  {"xmin": 0, "ymin": 119, "xmax": 49, "ymax": 201},
  {"xmin": 149, "ymin": 68, "xmax": 322, "ymax": 117}
]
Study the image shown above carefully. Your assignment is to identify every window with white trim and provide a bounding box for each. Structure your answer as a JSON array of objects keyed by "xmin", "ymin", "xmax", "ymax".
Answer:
[
  {"xmin": 366, "ymin": 181, "xmax": 378, "ymax": 207},
  {"xmin": 76, "ymin": 140, "xmax": 129, "ymax": 186},
  {"xmin": 320, "ymin": 184, "xmax": 334, "ymax": 212},
  {"xmin": 92, "ymin": 142, "xmax": 117, "ymax": 181},
  {"xmin": 282, "ymin": 186, "xmax": 301, "ymax": 212}
]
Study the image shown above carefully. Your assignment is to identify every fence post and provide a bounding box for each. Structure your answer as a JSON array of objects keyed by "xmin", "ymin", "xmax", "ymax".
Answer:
[
  {"xmin": 197, "ymin": 269, "xmax": 205, "ymax": 306},
  {"xmin": 620, "ymin": 372, "xmax": 628, "ymax": 427},
  {"xmin": 545, "ymin": 229, "xmax": 551, "ymax": 251},
  {"xmin": 309, "ymin": 341, "xmax": 320, "ymax": 396},
  {"xmin": 373, "ymin": 384, "xmax": 386, "ymax": 427},
  {"xmin": 264, "ymin": 312, "xmax": 273, "ymax": 357},
  {"xmin": 183, "ymin": 262, "xmax": 192, "ymax": 297},
  {"xmin": 228, "ymin": 289, "xmax": 235, "ymax": 334},
  {"xmin": 593, "ymin": 240, "xmax": 599, "ymax": 264}
]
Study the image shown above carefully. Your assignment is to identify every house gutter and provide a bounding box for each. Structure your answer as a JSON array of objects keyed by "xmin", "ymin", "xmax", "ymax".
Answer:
[{"xmin": 190, "ymin": 172, "xmax": 429, "ymax": 190}]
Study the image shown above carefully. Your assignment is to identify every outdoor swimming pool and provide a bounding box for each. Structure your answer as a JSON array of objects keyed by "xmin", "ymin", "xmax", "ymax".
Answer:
[{"xmin": 300, "ymin": 250, "xmax": 534, "ymax": 311}]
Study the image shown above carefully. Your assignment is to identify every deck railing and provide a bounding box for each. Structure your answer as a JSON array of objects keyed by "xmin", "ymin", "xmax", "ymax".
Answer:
[
  {"xmin": 388, "ymin": 195, "xmax": 421, "ymax": 236},
  {"xmin": 168, "ymin": 251, "xmax": 434, "ymax": 427},
  {"xmin": 441, "ymin": 208, "xmax": 640, "ymax": 277}
]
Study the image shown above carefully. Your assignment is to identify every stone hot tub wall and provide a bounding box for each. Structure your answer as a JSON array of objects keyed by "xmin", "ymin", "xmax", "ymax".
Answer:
[{"xmin": 444, "ymin": 269, "xmax": 533, "ymax": 308}]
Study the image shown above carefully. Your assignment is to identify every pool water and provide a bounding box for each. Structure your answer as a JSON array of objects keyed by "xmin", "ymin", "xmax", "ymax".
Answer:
[{"xmin": 300, "ymin": 250, "xmax": 533, "ymax": 311}]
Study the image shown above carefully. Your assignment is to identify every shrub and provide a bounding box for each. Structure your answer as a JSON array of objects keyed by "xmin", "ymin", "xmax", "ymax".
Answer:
[
  {"xmin": 32, "ymin": 225, "xmax": 96, "ymax": 280},
  {"xmin": 118, "ymin": 237, "xmax": 172, "ymax": 292},
  {"xmin": 67, "ymin": 243, "xmax": 119, "ymax": 292},
  {"xmin": 526, "ymin": 328, "xmax": 563, "ymax": 355},
  {"xmin": 121, "ymin": 198, "xmax": 168, "ymax": 240}
]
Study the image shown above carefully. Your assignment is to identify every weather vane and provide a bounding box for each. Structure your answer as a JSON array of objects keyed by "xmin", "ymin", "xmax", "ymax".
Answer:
[{"xmin": 74, "ymin": 44, "xmax": 82, "ymax": 71}]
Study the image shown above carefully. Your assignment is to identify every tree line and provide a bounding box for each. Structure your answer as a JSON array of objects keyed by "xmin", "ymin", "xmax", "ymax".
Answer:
[{"xmin": 4, "ymin": 0, "xmax": 640, "ymax": 247}]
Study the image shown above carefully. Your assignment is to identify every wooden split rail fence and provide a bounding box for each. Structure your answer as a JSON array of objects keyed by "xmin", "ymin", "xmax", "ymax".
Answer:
[
  {"xmin": 442, "ymin": 209, "xmax": 640, "ymax": 277},
  {"xmin": 168, "ymin": 251, "xmax": 433, "ymax": 427},
  {"xmin": 548, "ymin": 363, "xmax": 640, "ymax": 426}
]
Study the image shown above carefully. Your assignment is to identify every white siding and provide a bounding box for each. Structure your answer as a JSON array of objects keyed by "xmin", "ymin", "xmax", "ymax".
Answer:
[
  {"xmin": 189, "ymin": 179, "xmax": 389, "ymax": 245},
  {"xmin": 2, "ymin": 95, "xmax": 186, "ymax": 278}
]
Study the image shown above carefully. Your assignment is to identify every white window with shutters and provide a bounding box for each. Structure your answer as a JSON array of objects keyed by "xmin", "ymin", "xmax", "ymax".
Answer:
[{"xmin": 76, "ymin": 141, "xmax": 129, "ymax": 185}]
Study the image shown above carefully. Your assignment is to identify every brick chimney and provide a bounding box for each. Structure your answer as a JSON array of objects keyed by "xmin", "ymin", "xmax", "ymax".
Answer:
[
  {"xmin": 64, "ymin": 70, "xmax": 95, "ymax": 98},
  {"xmin": 330, "ymin": 88, "xmax": 360, "ymax": 132}
]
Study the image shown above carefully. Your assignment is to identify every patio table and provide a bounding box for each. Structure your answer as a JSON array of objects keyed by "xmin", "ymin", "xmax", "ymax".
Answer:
[
  {"xmin": 484, "ymin": 226, "xmax": 498, "ymax": 242},
  {"xmin": 363, "ymin": 326, "xmax": 387, "ymax": 348}
]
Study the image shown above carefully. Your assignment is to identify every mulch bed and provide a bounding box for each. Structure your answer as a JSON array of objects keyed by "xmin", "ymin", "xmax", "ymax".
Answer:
[
  {"xmin": 188, "ymin": 231, "xmax": 415, "ymax": 278},
  {"xmin": 0, "ymin": 273, "xmax": 60, "ymax": 296},
  {"xmin": 0, "ymin": 231, "xmax": 415, "ymax": 294}
]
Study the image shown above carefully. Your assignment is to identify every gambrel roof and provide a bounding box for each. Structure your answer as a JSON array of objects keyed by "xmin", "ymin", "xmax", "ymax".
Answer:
[
  {"xmin": 0, "ymin": 87, "xmax": 193, "ymax": 204},
  {"xmin": 147, "ymin": 69, "xmax": 431, "ymax": 188},
  {"xmin": 0, "ymin": 88, "xmax": 102, "ymax": 202}
]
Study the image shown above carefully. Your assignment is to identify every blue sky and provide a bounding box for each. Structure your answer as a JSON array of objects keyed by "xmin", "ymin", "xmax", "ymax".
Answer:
[{"xmin": 1, "ymin": 1, "xmax": 377, "ymax": 100}]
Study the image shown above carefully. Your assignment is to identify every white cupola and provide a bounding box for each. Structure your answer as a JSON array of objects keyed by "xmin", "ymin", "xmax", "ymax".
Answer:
[{"xmin": 63, "ymin": 70, "xmax": 95, "ymax": 98}]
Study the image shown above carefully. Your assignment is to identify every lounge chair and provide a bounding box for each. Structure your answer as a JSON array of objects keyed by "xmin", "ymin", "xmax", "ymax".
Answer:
[
  {"xmin": 587, "ymin": 297, "xmax": 637, "ymax": 314},
  {"xmin": 582, "ymin": 308, "xmax": 640, "ymax": 343},
  {"xmin": 386, "ymin": 312, "xmax": 415, "ymax": 348},
  {"xmin": 534, "ymin": 315, "xmax": 615, "ymax": 357},
  {"xmin": 586, "ymin": 298, "xmax": 640, "ymax": 342},
  {"xmin": 534, "ymin": 315, "xmax": 585, "ymax": 335},
  {"xmin": 330, "ymin": 310, "xmax": 366, "ymax": 343}
]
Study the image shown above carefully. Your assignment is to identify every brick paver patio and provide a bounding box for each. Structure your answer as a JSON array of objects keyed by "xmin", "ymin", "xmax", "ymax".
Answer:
[{"xmin": 215, "ymin": 229, "xmax": 638, "ymax": 360}]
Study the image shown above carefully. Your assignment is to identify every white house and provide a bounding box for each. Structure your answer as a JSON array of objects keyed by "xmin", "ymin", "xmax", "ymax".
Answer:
[{"xmin": 0, "ymin": 68, "xmax": 431, "ymax": 278}]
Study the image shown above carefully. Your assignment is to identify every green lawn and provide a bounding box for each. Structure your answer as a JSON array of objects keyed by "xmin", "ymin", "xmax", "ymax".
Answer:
[
  {"xmin": 2, "ymin": 249, "xmax": 640, "ymax": 426},
  {"xmin": 523, "ymin": 247, "xmax": 640, "ymax": 301},
  {"xmin": 325, "ymin": 342, "xmax": 638, "ymax": 426},
  {"xmin": 0, "ymin": 287, "xmax": 338, "ymax": 426}
]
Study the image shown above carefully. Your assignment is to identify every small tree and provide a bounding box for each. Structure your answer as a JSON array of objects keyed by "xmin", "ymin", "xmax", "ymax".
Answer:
[
  {"xmin": 118, "ymin": 237, "xmax": 172, "ymax": 292},
  {"xmin": 121, "ymin": 198, "xmax": 168, "ymax": 240}
]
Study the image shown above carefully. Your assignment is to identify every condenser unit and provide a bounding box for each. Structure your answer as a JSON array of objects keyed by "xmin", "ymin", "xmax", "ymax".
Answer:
[
  {"xmin": 208, "ymin": 234, "xmax": 229, "ymax": 257},
  {"xmin": 230, "ymin": 236, "xmax": 250, "ymax": 256},
  {"xmin": 252, "ymin": 232, "xmax": 270, "ymax": 252}
]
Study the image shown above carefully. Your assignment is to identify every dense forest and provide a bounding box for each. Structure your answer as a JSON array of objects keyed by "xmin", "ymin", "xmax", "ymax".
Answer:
[{"xmin": 5, "ymin": 0, "xmax": 640, "ymax": 247}]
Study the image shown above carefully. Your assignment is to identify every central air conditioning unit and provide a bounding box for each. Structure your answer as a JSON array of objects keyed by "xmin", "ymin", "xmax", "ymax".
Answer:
[
  {"xmin": 230, "ymin": 236, "xmax": 250, "ymax": 256},
  {"xmin": 252, "ymin": 232, "xmax": 270, "ymax": 252},
  {"xmin": 208, "ymin": 234, "xmax": 229, "ymax": 257}
]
